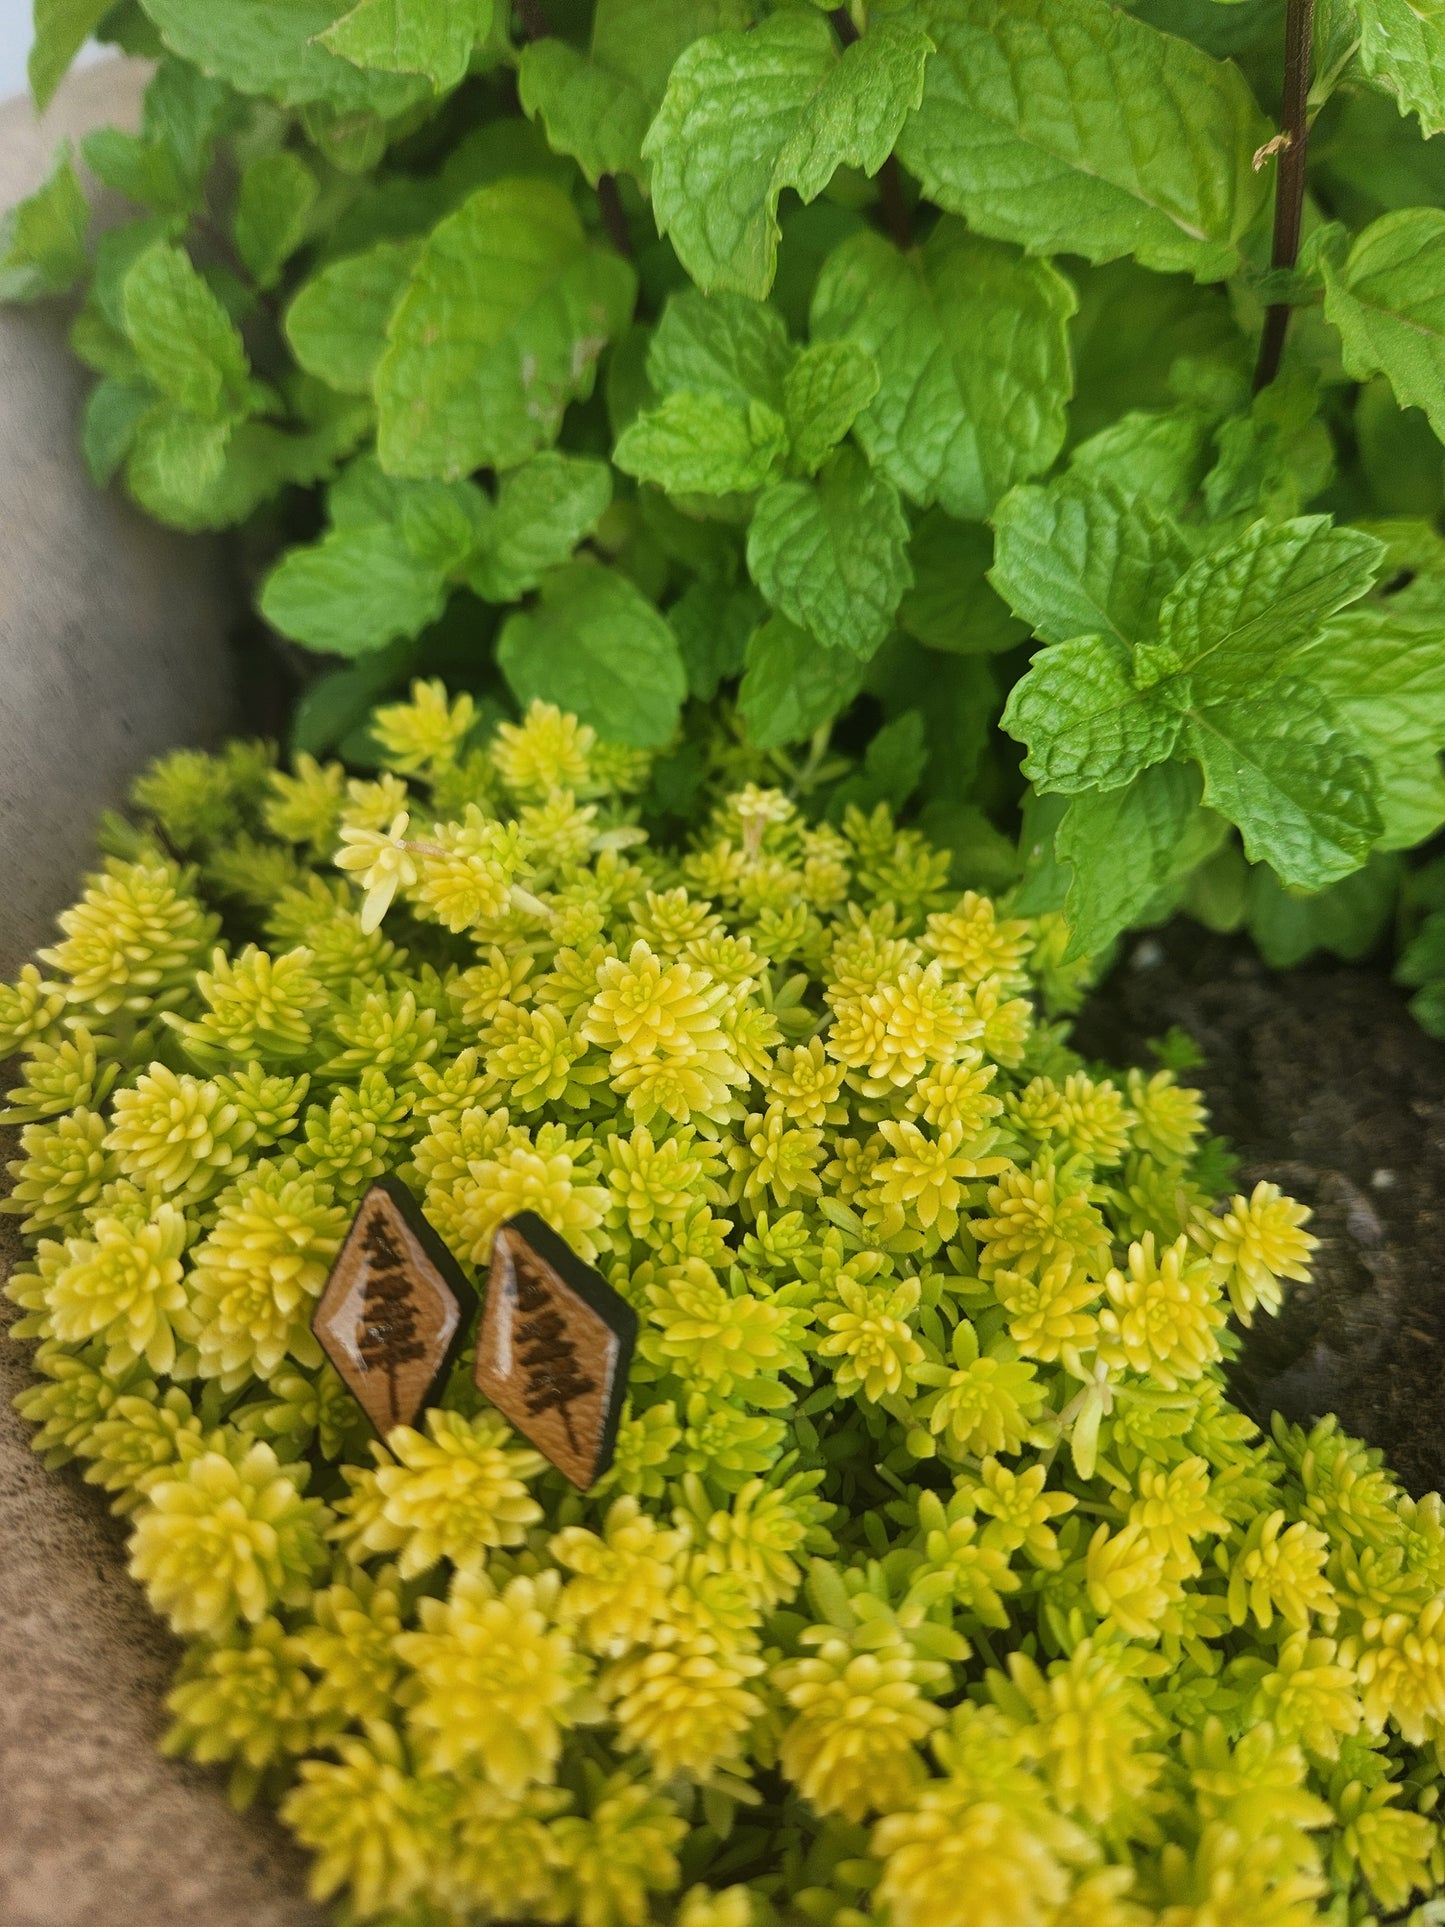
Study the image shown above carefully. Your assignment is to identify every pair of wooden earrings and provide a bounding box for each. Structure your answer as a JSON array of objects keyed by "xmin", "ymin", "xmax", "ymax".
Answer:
[{"xmin": 311, "ymin": 1179, "xmax": 636, "ymax": 1491}]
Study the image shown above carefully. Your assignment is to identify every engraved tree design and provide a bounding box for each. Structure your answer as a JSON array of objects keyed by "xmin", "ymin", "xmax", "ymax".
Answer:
[
  {"xmin": 355, "ymin": 1213, "xmax": 428, "ymax": 1427},
  {"xmin": 513, "ymin": 1253, "xmax": 597, "ymax": 1455}
]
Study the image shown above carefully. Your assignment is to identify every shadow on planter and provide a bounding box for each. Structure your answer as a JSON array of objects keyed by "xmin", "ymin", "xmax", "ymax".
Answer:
[
  {"xmin": 0, "ymin": 60, "xmax": 325, "ymax": 1927},
  {"xmin": 0, "ymin": 59, "xmax": 238, "ymax": 982}
]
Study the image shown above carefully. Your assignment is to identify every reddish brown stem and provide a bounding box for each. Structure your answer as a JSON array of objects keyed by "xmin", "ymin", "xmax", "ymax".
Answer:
[
  {"xmin": 830, "ymin": 9, "xmax": 914, "ymax": 250},
  {"xmin": 1254, "ymin": 0, "xmax": 1315, "ymax": 393},
  {"xmin": 877, "ymin": 156, "xmax": 914, "ymax": 251},
  {"xmin": 514, "ymin": 0, "xmax": 550, "ymax": 41},
  {"xmin": 596, "ymin": 173, "xmax": 632, "ymax": 257}
]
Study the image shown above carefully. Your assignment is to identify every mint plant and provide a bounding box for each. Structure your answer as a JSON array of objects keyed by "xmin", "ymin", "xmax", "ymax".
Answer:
[{"xmin": 6, "ymin": 0, "xmax": 1445, "ymax": 980}]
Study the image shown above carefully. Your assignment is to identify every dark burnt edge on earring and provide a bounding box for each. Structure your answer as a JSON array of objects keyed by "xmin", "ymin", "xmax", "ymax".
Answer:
[
  {"xmin": 312, "ymin": 1174, "xmax": 480, "ymax": 1442},
  {"xmin": 497, "ymin": 1209, "xmax": 638, "ymax": 1479}
]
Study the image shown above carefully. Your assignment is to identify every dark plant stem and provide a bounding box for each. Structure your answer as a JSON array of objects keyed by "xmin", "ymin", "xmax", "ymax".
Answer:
[
  {"xmin": 596, "ymin": 173, "xmax": 632, "ymax": 257},
  {"xmin": 830, "ymin": 7, "xmax": 915, "ymax": 250},
  {"xmin": 511, "ymin": 0, "xmax": 630, "ymax": 258},
  {"xmin": 1254, "ymin": 0, "xmax": 1315, "ymax": 393},
  {"xmin": 876, "ymin": 159, "xmax": 914, "ymax": 251}
]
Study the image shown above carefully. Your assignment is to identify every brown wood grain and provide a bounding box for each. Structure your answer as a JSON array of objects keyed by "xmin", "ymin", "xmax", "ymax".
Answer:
[
  {"xmin": 475, "ymin": 1221, "xmax": 627, "ymax": 1489},
  {"xmin": 312, "ymin": 1184, "xmax": 469, "ymax": 1438}
]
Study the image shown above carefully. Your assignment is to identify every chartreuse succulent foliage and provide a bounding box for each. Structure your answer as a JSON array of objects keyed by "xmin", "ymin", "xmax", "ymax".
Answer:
[
  {"xmin": 5, "ymin": 683, "xmax": 1445, "ymax": 1926},
  {"xmin": 7, "ymin": 0, "xmax": 1445, "ymax": 1003}
]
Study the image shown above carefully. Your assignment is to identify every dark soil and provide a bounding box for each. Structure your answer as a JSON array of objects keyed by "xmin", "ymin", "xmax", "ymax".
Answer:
[{"xmin": 1076, "ymin": 923, "xmax": 1445, "ymax": 1498}]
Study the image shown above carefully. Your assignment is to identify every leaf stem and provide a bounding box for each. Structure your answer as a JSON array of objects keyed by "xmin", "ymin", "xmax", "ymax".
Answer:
[
  {"xmin": 1253, "ymin": 0, "xmax": 1315, "ymax": 393},
  {"xmin": 877, "ymin": 159, "xmax": 915, "ymax": 252},
  {"xmin": 596, "ymin": 173, "xmax": 632, "ymax": 257},
  {"xmin": 829, "ymin": 8, "xmax": 915, "ymax": 250}
]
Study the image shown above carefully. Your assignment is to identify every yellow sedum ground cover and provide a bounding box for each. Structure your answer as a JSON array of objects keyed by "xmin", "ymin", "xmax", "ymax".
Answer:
[{"xmin": 2, "ymin": 684, "xmax": 1442, "ymax": 1927}]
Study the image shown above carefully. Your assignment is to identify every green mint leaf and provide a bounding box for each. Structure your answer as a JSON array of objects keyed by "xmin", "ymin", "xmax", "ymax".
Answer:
[
  {"xmin": 81, "ymin": 379, "xmax": 154, "ymax": 487},
  {"xmin": 614, "ymin": 392, "xmax": 789, "ymax": 495},
  {"xmin": 30, "ymin": 0, "xmax": 113, "ymax": 109},
  {"xmin": 467, "ymin": 452, "xmax": 613, "ymax": 601},
  {"xmin": 234, "ymin": 151, "xmax": 319, "ymax": 289},
  {"xmin": 670, "ymin": 580, "xmax": 764, "ymax": 699},
  {"xmin": 605, "ymin": 323, "xmax": 655, "ymax": 438},
  {"xmin": 1186, "ymin": 681, "xmax": 1383, "ymax": 889},
  {"xmin": 746, "ymin": 445, "xmax": 912, "ymax": 659},
  {"xmin": 0, "ymin": 140, "xmax": 89, "ymax": 302},
  {"xmin": 142, "ymin": 57, "xmax": 236, "ymax": 184},
  {"xmin": 1290, "ymin": 599, "xmax": 1445, "ymax": 848},
  {"xmin": 1313, "ymin": 85, "xmax": 1445, "ymax": 227},
  {"xmin": 1068, "ymin": 407, "xmax": 1217, "ymax": 518},
  {"xmin": 300, "ymin": 103, "xmax": 395, "ymax": 177},
  {"xmin": 645, "ymin": 11, "xmax": 932, "ymax": 298},
  {"xmin": 1356, "ymin": 379, "xmax": 1445, "ymax": 520},
  {"xmin": 783, "ymin": 340, "xmax": 879, "ymax": 475},
  {"xmin": 120, "ymin": 241, "xmax": 254, "ymax": 420},
  {"xmin": 772, "ymin": 18, "xmax": 934, "ymax": 199},
  {"xmin": 646, "ymin": 10, "xmax": 836, "ymax": 299},
  {"xmin": 828, "ymin": 709, "xmax": 929, "ymax": 817},
  {"xmin": 81, "ymin": 128, "xmax": 191, "ymax": 214},
  {"xmin": 397, "ymin": 481, "xmax": 481, "ymax": 573},
  {"xmin": 1202, "ymin": 373, "xmax": 1335, "ymax": 525},
  {"xmin": 321, "ymin": 0, "xmax": 492, "ymax": 91},
  {"xmin": 71, "ymin": 306, "xmax": 143, "ymax": 383},
  {"xmin": 497, "ymin": 561, "xmax": 687, "ymax": 746},
  {"xmin": 290, "ymin": 636, "xmax": 421, "ymax": 757},
  {"xmin": 1248, "ymin": 853, "xmax": 1402, "ymax": 970},
  {"xmin": 990, "ymin": 475, "xmax": 1192, "ymax": 651},
  {"xmin": 737, "ymin": 612, "xmax": 867, "ymax": 748},
  {"xmin": 1357, "ymin": 0, "xmax": 1445, "ymax": 138},
  {"xmin": 1070, "ymin": 259, "xmax": 1249, "ymax": 443},
  {"xmin": 1013, "ymin": 788, "xmax": 1071, "ymax": 916},
  {"xmin": 78, "ymin": 61, "xmax": 233, "ymax": 216},
  {"xmin": 1000, "ymin": 633, "xmax": 1182, "ymax": 794},
  {"xmin": 130, "ymin": 412, "xmax": 361, "ymax": 533},
  {"xmin": 771, "ymin": 196, "xmax": 866, "ymax": 337},
  {"xmin": 376, "ymin": 178, "xmax": 636, "ymax": 479},
  {"xmin": 898, "ymin": 510, "xmax": 1027, "ymax": 656},
  {"xmin": 87, "ymin": 213, "xmax": 182, "ymax": 334},
  {"xmin": 519, "ymin": 0, "xmax": 752, "ymax": 187},
  {"xmin": 1402, "ymin": 904, "xmax": 1445, "ymax": 979},
  {"xmin": 638, "ymin": 487, "xmax": 742, "ymax": 582},
  {"xmin": 138, "ymin": 0, "xmax": 430, "ymax": 114},
  {"xmin": 1054, "ymin": 761, "xmax": 1205, "ymax": 958},
  {"xmin": 518, "ymin": 38, "xmax": 654, "ymax": 188},
  {"xmin": 897, "ymin": 0, "xmax": 1269, "ymax": 280},
  {"xmin": 285, "ymin": 238, "xmax": 422, "ymax": 395},
  {"xmin": 124, "ymin": 408, "xmax": 234, "ymax": 524},
  {"xmin": 919, "ymin": 801, "xmax": 1019, "ymax": 894},
  {"xmin": 810, "ymin": 219, "xmax": 1074, "ymax": 518},
  {"xmin": 865, "ymin": 638, "xmax": 999, "ymax": 806},
  {"xmin": 1157, "ymin": 515, "xmax": 1384, "ymax": 700},
  {"xmin": 315, "ymin": 460, "xmax": 487, "ymax": 578},
  {"xmin": 327, "ymin": 453, "xmax": 406, "ymax": 526},
  {"xmin": 260, "ymin": 523, "xmax": 449, "ymax": 655},
  {"xmin": 647, "ymin": 287, "xmax": 794, "ymax": 410},
  {"xmin": 1321, "ymin": 208, "xmax": 1445, "ymax": 442}
]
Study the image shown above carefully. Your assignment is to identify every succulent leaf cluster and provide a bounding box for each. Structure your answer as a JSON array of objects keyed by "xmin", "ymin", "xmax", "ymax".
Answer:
[{"xmin": 4, "ymin": 687, "xmax": 1444, "ymax": 1926}]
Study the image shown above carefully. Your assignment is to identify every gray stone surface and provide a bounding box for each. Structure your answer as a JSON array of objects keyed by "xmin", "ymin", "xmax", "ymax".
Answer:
[
  {"xmin": 0, "ymin": 60, "xmax": 238, "ymax": 981},
  {"xmin": 0, "ymin": 1191, "xmax": 327, "ymax": 1927},
  {"xmin": 0, "ymin": 68, "xmax": 323, "ymax": 1927}
]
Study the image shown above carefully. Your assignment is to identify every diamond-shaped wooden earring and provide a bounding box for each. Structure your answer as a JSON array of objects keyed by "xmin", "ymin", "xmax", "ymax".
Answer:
[
  {"xmin": 313, "ymin": 1177, "xmax": 476, "ymax": 1438},
  {"xmin": 474, "ymin": 1211, "xmax": 637, "ymax": 1489}
]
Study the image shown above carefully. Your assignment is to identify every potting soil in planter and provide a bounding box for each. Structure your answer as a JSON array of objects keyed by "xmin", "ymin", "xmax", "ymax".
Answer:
[
  {"xmin": 3, "ymin": 684, "xmax": 1443, "ymax": 1926},
  {"xmin": 1080, "ymin": 922, "xmax": 1445, "ymax": 1507}
]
